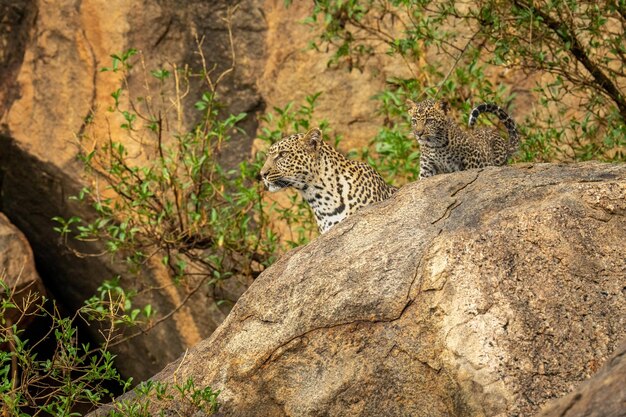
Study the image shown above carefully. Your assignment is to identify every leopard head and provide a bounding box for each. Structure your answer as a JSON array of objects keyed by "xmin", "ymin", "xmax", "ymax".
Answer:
[
  {"xmin": 259, "ymin": 127, "xmax": 323, "ymax": 192},
  {"xmin": 407, "ymin": 99, "xmax": 450, "ymax": 148}
]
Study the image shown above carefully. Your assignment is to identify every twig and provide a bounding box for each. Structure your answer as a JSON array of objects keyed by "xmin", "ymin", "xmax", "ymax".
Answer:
[
  {"xmin": 107, "ymin": 272, "xmax": 210, "ymax": 348},
  {"xmin": 435, "ymin": 30, "xmax": 481, "ymax": 100}
]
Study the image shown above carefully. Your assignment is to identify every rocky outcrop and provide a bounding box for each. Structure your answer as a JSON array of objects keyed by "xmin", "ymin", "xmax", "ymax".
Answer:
[
  {"xmin": 535, "ymin": 339, "xmax": 626, "ymax": 417},
  {"xmin": 94, "ymin": 162, "xmax": 626, "ymax": 416},
  {"xmin": 0, "ymin": 212, "xmax": 45, "ymax": 327}
]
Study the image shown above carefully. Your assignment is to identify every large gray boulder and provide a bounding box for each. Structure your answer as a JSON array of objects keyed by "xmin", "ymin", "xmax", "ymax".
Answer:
[{"xmin": 94, "ymin": 162, "xmax": 626, "ymax": 416}]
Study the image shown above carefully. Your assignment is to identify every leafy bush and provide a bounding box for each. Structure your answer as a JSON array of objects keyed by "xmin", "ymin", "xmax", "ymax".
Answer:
[
  {"xmin": 0, "ymin": 272, "xmax": 221, "ymax": 415},
  {"xmin": 0, "ymin": 275, "xmax": 132, "ymax": 415},
  {"xmin": 297, "ymin": 0, "xmax": 625, "ymax": 171},
  {"xmin": 50, "ymin": 35, "xmax": 271, "ymax": 339},
  {"xmin": 105, "ymin": 378, "xmax": 220, "ymax": 417},
  {"xmin": 64, "ymin": 44, "xmax": 274, "ymax": 291}
]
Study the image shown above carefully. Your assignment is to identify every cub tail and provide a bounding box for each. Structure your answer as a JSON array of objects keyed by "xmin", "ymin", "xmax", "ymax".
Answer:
[{"xmin": 468, "ymin": 103, "xmax": 519, "ymax": 157}]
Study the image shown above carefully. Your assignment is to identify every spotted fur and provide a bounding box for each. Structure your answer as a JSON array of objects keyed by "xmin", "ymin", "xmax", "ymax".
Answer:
[
  {"xmin": 259, "ymin": 128, "xmax": 397, "ymax": 233},
  {"xmin": 407, "ymin": 99, "xmax": 519, "ymax": 179}
]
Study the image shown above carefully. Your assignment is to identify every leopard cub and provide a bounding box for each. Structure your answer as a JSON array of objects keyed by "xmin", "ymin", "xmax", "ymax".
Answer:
[{"xmin": 407, "ymin": 99, "xmax": 519, "ymax": 179}]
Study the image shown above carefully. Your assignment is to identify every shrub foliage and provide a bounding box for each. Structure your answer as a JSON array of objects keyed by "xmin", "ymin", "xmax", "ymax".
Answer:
[{"xmin": 299, "ymin": 0, "xmax": 625, "ymax": 167}]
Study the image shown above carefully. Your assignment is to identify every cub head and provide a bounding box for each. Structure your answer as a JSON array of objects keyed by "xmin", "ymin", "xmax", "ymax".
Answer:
[
  {"xmin": 406, "ymin": 99, "xmax": 450, "ymax": 147},
  {"xmin": 259, "ymin": 127, "xmax": 323, "ymax": 192}
]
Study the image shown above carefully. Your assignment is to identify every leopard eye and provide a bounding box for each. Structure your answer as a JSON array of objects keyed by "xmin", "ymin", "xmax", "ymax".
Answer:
[
  {"xmin": 425, "ymin": 117, "xmax": 435, "ymax": 123},
  {"xmin": 276, "ymin": 151, "xmax": 287, "ymax": 159},
  {"xmin": 410, "ymin": 117, "xmax": 417, "ymax": 126}
]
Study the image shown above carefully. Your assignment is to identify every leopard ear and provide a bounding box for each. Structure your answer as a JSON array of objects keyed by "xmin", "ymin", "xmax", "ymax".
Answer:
[
  {"xmin": 406, "ymin": 99, "xmax": 417, "ymax": 109},
  {"xmin": 304, "ymin": 127, "xmax": 323, "ymax": 152},
  {"xmin": 437, "ymin": 100, "xmax": 450, "ymax": 114}
]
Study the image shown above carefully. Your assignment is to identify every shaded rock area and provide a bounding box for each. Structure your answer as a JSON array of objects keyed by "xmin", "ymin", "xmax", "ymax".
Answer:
[
  {"xmin": 94, "ymin": 162, "xmax": 626, "ymax": 416},
  {"xmin": 535, "ymin": 339, "xmax": 626, "ymax": 417},
  {"xmin": 0, "ymin": 212, "xmax": 45, "ymax": 327}
]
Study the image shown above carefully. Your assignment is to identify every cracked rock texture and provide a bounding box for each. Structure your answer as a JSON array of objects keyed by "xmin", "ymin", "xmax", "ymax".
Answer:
[
  {"xmin": 535, "ymin": 339, "xmax": 626, "ymax": 417},
  {"xmin": 94, "ymin": 162, "xmax": 626, "ymax": 416}
]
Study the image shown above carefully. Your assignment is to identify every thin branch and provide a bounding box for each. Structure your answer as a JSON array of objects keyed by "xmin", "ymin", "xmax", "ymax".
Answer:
[
  {"xmin": 514, "ymin": 0, "xmax": 626, "ymax": 121},
  {"xmin": 435, "ymin": 30, "xmax": 481, "ymax": 99},
  {"xmin": 107, "ymin": 272, "xmax": 210, "ymax": 348}
]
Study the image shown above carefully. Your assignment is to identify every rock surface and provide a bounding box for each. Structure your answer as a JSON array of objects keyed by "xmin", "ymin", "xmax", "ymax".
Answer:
[
  {"xmin": 94, "ymin": 162, "xmax": 626, "ymax": 416},
  {"xmin": 0, "ymin": 212, "xmax": 46, "ymax": 326},
  {"xmin": 258, "ymin": 0, "xmax": 413, "ymax": 150},
  {"xmin": 535, "ymin": 338, "xmax": 626, "ymax": 417}
]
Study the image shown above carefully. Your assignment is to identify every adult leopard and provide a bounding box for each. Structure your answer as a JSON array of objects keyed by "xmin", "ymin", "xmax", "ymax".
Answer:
[{"xmin": 259, "ymin": 128, "xmax": 397, "ymax": 233}]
